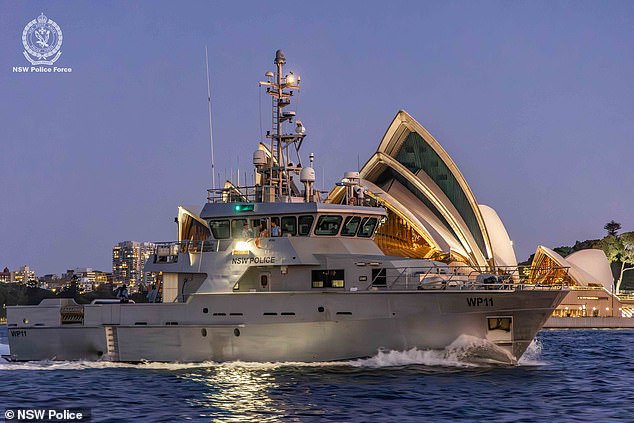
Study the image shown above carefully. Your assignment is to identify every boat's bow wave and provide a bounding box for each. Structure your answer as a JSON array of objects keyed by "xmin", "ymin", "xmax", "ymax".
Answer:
[
  {"xmin": 0, "ymin": 335, "xmax": 543, "ymax": 370},
  {"xmin": 517, "ymin": 338, "xmax": 545, "ymax": 366}
]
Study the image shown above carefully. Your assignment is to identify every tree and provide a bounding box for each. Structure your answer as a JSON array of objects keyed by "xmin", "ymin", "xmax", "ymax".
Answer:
[
  {"xmin": 604, "ymin": 220, "xmax": 622, "ymax": 236},
  {"xmin": 597, "ymin": 232, "xmax": 634, "ymax": 293}
]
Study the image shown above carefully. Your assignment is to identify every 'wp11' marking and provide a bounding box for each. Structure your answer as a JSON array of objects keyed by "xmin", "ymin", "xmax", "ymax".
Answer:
[{"xmin": 466, "ymin": 297, "xmax": 493, "ymax": 307}]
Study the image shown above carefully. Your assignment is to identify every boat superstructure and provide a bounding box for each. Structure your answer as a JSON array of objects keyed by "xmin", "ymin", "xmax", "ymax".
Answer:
[{"xmin": 6, "ymin": 51, "xmax": 568, "ymax": 364}]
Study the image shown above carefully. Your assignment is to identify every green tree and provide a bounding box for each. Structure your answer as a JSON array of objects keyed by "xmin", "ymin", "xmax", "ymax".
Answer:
[
  {"xmin": 604, "ymin": 220, "xmax": 622, "ymax": 236},
  {"xmin": 597, "ymin": 232, "xmax": 634, "ymax": 293}
]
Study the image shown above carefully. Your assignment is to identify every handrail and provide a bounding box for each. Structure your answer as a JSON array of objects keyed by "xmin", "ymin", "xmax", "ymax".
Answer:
[
  {"xmin": 153, "ymin": 240, "xmax": 218, "ymax": 263},
  {"xmin": 365, "ymin": 265, "xmax": 571, "ymax": 291},
  {"xmin": 207, "ymin": 186, "xmax": 259, "ymax": 203}
]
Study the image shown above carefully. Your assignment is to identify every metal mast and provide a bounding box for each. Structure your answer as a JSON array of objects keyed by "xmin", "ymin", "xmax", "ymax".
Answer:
[{"xmin": 258, "ymin": 50, "xmax": 306, "ymax": 202}]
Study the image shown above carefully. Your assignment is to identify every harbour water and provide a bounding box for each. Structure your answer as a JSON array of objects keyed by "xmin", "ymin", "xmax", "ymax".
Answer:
[{"xmin": 1, "ymin": 326, "xmax": 632, "ymax": 422}]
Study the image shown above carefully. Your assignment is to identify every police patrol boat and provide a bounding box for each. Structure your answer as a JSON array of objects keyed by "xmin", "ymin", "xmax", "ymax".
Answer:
[{"xmin": 6, "ymin": 51, "xmax": 568, "ymax": 364}]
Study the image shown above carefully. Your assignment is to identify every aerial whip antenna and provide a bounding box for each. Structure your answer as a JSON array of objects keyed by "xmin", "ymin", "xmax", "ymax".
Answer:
[{"xmin": 205, "ymin": 46, "xmax": 216, "ymax": 190}]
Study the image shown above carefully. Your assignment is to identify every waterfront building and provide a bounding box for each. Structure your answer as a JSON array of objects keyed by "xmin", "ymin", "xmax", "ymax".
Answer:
[
  {"xmin": 77, "ymin": 278, "xmax": 93, "ymax": 294},
  {"xmin": 94, "ymin": 271, "xmax": 111, "ymax": 284},
  {"xmin": 42, "ymin": 276, "xmax": 66, "ymax": 292},
  {"xmin": 40, "ymin": 274, "xmax": 59, "ymax": 283},
  {"xmin": 112, "ymin": 241, "xmax": 156, "ymax": 289},
  {"xmin": 59, "ymin": 268, "xmax": 111, "ymax": 291},
  {"xmin": 13, "ymin": 265, "xmax": 36, "ymax": 284},
  {"xmin": 0, "ymin": 267, "xmax": 14, "ymax": 283},
  {"xmin": 73, "ymin": 267, "xmax": 96, "ymax": 283}
]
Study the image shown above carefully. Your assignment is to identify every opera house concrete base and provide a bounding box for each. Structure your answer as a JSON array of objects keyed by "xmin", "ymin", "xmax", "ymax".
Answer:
[{"xmin": 544, "ymin": 317, "xmax": 634, "ymax": 329}]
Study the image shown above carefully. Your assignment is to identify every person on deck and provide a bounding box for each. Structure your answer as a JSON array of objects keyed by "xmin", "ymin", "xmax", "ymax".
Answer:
[
  {"xmin": 241, "ymin": 222, "xmax": 253, "ymax": 238},
  {"xmin": 115, "ymin": 284, "xmax": 130, "ymax": 303},
  {"xmin": 271, "ymin": 220, "xmax": 282, "ymax": 237}
]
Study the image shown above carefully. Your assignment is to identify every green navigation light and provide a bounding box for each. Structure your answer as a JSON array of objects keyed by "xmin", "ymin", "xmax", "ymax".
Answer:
[{"xmin": 234, "ymin": 204, "xmax": 255, "ymax": 212}]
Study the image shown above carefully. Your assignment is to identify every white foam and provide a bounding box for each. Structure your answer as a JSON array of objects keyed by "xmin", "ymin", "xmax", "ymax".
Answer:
[
  {"xmin": 518, "ymin": 339, "xmax": 546, "ymax": 366},
  {"xmin": 350, "ymin": 347, "xmax": 475, "ymax": 368}
]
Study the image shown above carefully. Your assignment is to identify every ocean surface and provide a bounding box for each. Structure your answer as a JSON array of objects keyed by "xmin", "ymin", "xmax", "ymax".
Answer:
[{"xmin": 1, "ymin": 326, "xmax": 633, "ymax": 422}]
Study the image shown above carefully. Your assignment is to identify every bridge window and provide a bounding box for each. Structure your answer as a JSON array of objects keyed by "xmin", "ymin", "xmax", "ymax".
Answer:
[
  {"xmin": 209, "ymin": 220, "xmax": 230, "ymax": 239},
  {"xmin": 341, "ymin": 216, "xmax": 361, "ymax": 237},
  {"xmin": 231, "ymin": 219, "xmax": 248, "ymax": 238},
  {"xmin": 315, "ymin": 215, "xmax": 343, "ymax": 236},
  {"xmin": 312, "ymin": 269, "xmax": 345, "ymax": 288},
  {"xmin": 281, "ymin": 216, "xmax": 297, "ymax": 236},
  {"xmin": 298, "ymin": 215, "xmax": 314, "ymax": 236},
  {"xmin": 357, "ymin": 217, "xmax": 378, "ymax": 238}
]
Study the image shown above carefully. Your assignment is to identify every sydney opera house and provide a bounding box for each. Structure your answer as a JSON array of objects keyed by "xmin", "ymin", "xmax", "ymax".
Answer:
[
  {"xmin": 336, "ymin": 110, "xmax": 634, "ymax": 323},
  {"xmin": 179, "ymin": 110, "xmax": 634, "ymax": 324}
]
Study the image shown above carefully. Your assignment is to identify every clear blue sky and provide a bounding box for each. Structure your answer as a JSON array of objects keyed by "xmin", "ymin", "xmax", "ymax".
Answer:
[{"xmin": 1, "ymin": 1, "xmax": 632, "ymax": 274}]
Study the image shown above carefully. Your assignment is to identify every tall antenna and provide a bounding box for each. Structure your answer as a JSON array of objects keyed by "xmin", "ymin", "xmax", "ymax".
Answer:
[{"xmin": 205, "ymin": 46, "xmax": 216, "ymax": 190}]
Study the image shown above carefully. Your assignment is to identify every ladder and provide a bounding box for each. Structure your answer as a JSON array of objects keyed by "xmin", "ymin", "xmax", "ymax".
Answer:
[{"xmin": 104, "ymin": 326, "xmax": 119, "ymax": 361}]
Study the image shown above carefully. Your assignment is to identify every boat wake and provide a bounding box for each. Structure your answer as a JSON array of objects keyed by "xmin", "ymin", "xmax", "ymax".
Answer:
[{"xmin": 0, "ymin": 335, "xmax": 544, "ymax": 371}]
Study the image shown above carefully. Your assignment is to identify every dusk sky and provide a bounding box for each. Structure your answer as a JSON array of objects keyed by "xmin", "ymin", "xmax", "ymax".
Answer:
[{"xmin": 1, "ymin": 1, "xmax": 632, "ymax": 275}]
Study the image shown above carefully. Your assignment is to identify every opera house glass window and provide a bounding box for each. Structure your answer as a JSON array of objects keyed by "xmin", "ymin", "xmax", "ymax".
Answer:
[
  {"xmin": 375, "ymin": 168, "xmax": 461, "ymax": 245},
  {"xmin": 394, "ymin": 132, "xmax": 487, "ymax": 255}
]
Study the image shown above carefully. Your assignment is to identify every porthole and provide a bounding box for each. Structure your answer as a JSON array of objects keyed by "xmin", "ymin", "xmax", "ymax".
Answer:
[
  {"xmin": 203, "ymin": 308, "xmax": 209, "ymax": 314},
  {"xmin": 234, "ymin": 328, "xmax": 241, "ymax": 337},
  {"xmin": 318, "ymin": 306, "xmax": 325, "ymax": 313},
  {"xmin": 201, "ymin": 328, "xmax": 207, "ymax": 337}
]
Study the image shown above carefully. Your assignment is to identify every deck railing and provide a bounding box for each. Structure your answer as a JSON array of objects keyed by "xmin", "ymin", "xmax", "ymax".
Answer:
[
  {"xmin": 153, "ymin": 240, "xmax": 219, "ymax": 263},
  {"xmin": 207, "ymin": 186, "xmax": 259, "ymax": 203},
  {"xmin": 367, "ymin": 265, "xmax": 571, "ymax": 291}
]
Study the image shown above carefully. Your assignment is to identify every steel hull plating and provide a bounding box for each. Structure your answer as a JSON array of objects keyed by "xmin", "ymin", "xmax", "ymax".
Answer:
[{"xmin": 7, "ymin": 289, "xmax": 566, "ymax": 363}]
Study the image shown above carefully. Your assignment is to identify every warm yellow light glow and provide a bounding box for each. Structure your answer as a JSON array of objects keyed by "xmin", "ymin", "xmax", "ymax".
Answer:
[
  {"xmin": 606, "ymin": 307, "xmax": 610, "ymax": 311},
  {"xmin": 232, "ymin": 241, "xmax": 250, "ymax": 255},
  {"xmin": 286, "ymin": 73, "xmax": 295, "ymax": 84}
]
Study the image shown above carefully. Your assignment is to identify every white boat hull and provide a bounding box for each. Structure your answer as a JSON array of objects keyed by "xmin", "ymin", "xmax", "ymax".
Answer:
[{"xmin": 7, "ymin": 289, "xmax": 566, "ymax": 364}]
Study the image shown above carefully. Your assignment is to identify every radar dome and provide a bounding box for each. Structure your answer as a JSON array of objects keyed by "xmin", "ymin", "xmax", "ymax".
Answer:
[
  {"xmin": 253, "ymin": 150, "xmax": 267, "ymax": 167},
  {"xmin": 300, "ymin": 167, "xmax": 316, "ymax": 183}
]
